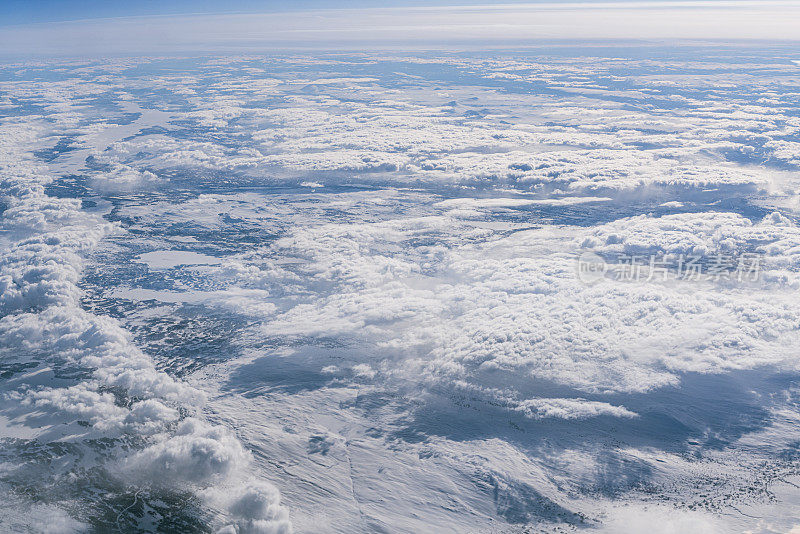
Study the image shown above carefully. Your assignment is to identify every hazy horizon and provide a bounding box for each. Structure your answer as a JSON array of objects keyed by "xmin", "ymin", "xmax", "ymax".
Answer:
[{"xmin": 1, "ymin": 1, "xmax": 799, "ymax": 56}]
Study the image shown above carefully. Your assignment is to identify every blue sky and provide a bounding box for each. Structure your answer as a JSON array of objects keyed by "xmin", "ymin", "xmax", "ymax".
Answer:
[
  {"xmin": 0, "ymin": 0, "xmax": 710, "ymax": 26},
  {"xmin": 1, "ymin": 0, "xmax": 536, "ymax": 26}
]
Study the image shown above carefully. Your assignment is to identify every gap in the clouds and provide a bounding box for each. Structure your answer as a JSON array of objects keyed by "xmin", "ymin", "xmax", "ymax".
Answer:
[{"xmin": 32, "ymin": 136, "xmax": 82, "ymax": 162}]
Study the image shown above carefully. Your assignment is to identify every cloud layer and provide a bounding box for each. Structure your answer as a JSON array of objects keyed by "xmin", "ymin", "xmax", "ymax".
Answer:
[
  {"xmin": 3, "ymin": 47, "xmax": 800, "ymax": 532},
  {"xmin": 3, "ymin": 2, "xmax": 800, "ymax": 55}
]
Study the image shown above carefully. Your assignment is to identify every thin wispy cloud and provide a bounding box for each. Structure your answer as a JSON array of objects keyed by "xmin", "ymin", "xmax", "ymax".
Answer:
[{"xmin": 1, "ymin": 1, "xmax": 799, "ymax": 55}]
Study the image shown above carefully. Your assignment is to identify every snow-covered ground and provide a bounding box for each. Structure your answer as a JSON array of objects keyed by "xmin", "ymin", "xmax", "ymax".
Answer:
[{"xmin": 3, "ymin": 47, "xmax": 800, "ymax": 532}]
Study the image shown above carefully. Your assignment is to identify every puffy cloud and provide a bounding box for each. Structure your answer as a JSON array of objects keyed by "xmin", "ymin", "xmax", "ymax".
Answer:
[
  {"xmin": 0, "ymin": 111, "xmax": 290, "ymax": 531},
  {"xmin": 256, "ymin": 213, "xmax": 800, "ymax": 397},
  {"xmin": 513, "ymin": 398, "xmax": 637, "ymax": 420},
  {"xmin": 212, "ymin": 482, "xmax": 292, "ymax": 534},
  {"xmin": 580, "ymin": 210, "xmax": 800, "ymax": 286},
  {"xmin": 125, "ymin": 418, "xmax": 249, "ymax": 484},
  {"xmin": 88, "ymin": 163, "xmax": 165, "ymax": 193}
]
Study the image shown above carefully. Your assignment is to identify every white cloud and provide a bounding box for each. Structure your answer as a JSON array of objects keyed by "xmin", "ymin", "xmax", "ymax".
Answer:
[
  {"xmin": 89, "ymin": 163, "xmax": 165, "ymax": 193},
  {"xmin": 0, "ymin": 112, "xmax": 290, "ymax": 531},
  {"xmin": 5, "ymin": 49, "xmax": 800, "ymax": 532},
  {"xmin": 256, "ymin": 213, "xmax": 800, "ymax": 398},
  {"xmin": 2, "ymin": 2, "xmax": 800, "ymax": 54},
  {"xmin": 513, "ymin": 398, "xmax": 637, "ymax": 420}
]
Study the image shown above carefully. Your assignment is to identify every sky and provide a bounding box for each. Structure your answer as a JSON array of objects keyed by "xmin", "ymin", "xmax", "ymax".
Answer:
[
  {"xmin": 1, "ymin": 1, "xmax": 799, "ymax": 55},
  {"xmin": 0, "ymin": 0, "xmax": 719, "ymax": 26}
]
